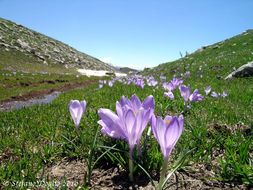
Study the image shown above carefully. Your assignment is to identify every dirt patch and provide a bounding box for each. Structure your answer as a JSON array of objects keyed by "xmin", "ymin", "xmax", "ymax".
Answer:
[
  {"xmin": 207, "ymin": 122, "xmax": 252, "ymax": 136},
  {"xmin": 0, "ymin": 148, "xmax": 19, "ymax": 163},
  {"xmin": 41, "ymin": 158, "xmax": 250, "ymax": 189}
]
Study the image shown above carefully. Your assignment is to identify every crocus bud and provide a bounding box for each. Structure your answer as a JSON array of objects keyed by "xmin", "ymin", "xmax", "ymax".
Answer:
[{"xmin": 69, "ymin": 100, "xmax": 87, "ymax": 128}]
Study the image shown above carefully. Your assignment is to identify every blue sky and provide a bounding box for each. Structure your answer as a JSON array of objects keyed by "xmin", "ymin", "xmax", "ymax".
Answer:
[{"xmin": 0, "ymin": 0, "xmax": 253, "ymax": 69}]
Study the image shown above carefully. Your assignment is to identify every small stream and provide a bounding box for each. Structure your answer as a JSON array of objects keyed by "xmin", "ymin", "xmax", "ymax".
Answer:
[{"xmin": 0, "ymin": 91, "xmax": 61, "ymax": 111}]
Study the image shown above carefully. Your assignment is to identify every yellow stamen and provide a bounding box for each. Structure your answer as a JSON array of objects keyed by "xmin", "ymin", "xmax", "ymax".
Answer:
[{"xmin": 165, "ymin": 119, "xmax": 171, "ymax": 125}]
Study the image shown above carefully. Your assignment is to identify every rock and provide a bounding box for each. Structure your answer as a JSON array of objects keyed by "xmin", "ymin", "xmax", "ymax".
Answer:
[
  {"xmin": 225, "ymin": 61, "xmax": 253, "ymax": 80},
  {"xmin": 49, "ymin": 40, "xmax": 56, "ymax": 45},
  {"xmin": 16, "ymin": 39, "xmax": 30, "ymax": 50},
  {"xmin": 0, "ymin": 42, "xmax": 10, "ymax": 48},
  {"xmin": 34, "ymin": 52, "xmax": 45, "ymax": 61},
  {"xmin": 53, "ymin": 47, "xmax": 60, "ymax": 53},
  {"xmin": 212, "ymin": 45, "xmax": 219, "ymax": 49},
  {"xmin": 196, "ymin": 46, "xmax": 207, "ymax": 53}
]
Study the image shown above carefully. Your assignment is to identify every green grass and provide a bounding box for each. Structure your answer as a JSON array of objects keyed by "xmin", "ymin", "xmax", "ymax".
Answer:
[{"xmin": 0, "ymin": 78, "xmax": 252, "ymax": 188}]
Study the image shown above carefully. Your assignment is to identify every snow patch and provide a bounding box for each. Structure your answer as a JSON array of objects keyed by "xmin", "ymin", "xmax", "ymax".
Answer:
[{"xmin": 77, "ymin": 69, "xmax": 127, "ymax": 77}]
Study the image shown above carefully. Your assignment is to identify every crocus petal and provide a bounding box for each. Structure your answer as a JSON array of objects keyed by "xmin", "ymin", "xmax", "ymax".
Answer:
[
  {"xmin": 130, "ymin": 94, "xmax": 142, "ymax": 111},
  {"xmin": 205, "ymin": 86, "xmax": 212, "ymax": 95},
  {"xmin": 98, "ymin": 108, "xmax": 125, "ymax": 139},
  {"xmin": 116, "ymin": 101, "xmax": 123, "ymax": 119},
  {"xmin": 166, "ymin": 117, "xmax": 183, "ymax": 145},
  {"xmin": 156, "ymin": 117, "xmax": 167, "ymax": 157},
  {"xmin": 119, "ymin": 96, "xmax": 127, "ymax": 106},
  {"xmin": 179, "ymin": 85, "xmax": 191, "ymax": 102},
  {"xmin": 142, "ymin": 95, "xmax": 155, "ymax": 110},
  {"xmin": 140, "ymin": 108, "xmax": 152, "ymax": 133},
  {"xmin": 124, "ymin": 109, "xmax": 136, "ymax": 148}
]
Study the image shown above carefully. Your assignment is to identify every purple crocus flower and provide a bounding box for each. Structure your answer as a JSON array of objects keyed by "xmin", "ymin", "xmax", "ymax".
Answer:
[
  {"xmin": 205, "ymin": 86, "xmax": 212, "ymax": 95},
  {"xmin": 179, "ymin": 85, "xmax": 204, "ymax": 102},
  {"xmin": 163, "ymin": 78, "xmax": 183, "ymax": 91},
  {"xmin": 164, "ymin": 91, "xmax": 174, "ymax": 100},
  {"xmin": 98, "ymin": 83, "xmax": 103, "ymax": 89},
  {"xmin": 135, "ymin": 78, "xmax": 145, "ymax": 88},
  {"xmin": 179, "ymin": 85, "xmax": 191, "ymax": 102},
  {"xmin": 98, "ymin": 95, "xmax": 154, "ymax": 154},
  {"xmin": 162, "ymin": 82, "xmax": 173, "ymax": 91},
  {"xmin": 189, "ymin": 89, "xmax": 204, "ymax": 102},
  {"xmin": 170, "ymin": 77, "xmax": 183, "ymax": 90},
  {"xmin": 69, "ymin": 100, "xmax": 87, "ymax": 128},
  {"xmin": 211, "ymin": 91, "xmax": 219, "ymax": 98},
  {"xmin": 98, "ymin": 80, "xmax": 104, "ymax": 89},
  {"xmin": 221, "ymin": 91, "xmax": 228, "ymax": 97},
  {"xmin": 184, "ymin": 71, "xmax": 191, "ymax": 78},
  {"xmin": 147, "ymin": 78, "xmax": 158, "ymax": 87},
  {"xmin": 210, "ymin": 91, "xmax": 228, "ymax": 98},
  {"xmin": 151, "ymin": 115, "xmax": 184, "ymax": 159},
  {"xmin": 152, "ymin": 114, "xmax": 184, "ymax": 188},
  {"xmin": 108, "ymin": 80, "xmax": 114, "ymax": 87}
]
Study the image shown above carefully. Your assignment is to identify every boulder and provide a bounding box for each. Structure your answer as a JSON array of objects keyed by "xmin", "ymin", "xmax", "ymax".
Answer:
[{"xmin": 225, "ymin": 61, "xmax": 253, "ymax": 80}]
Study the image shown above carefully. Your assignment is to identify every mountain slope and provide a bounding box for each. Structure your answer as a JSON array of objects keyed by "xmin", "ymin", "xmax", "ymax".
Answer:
[
  {"xmin": 142, "ymin": 29, "xmax": 253, "ymax": 81},
  {"xmin": 0, "ymin": 17, "xmax": 114, "ymax": 74}
]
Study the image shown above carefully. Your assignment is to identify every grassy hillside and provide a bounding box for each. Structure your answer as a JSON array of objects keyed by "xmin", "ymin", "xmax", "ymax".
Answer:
[
  {"xmin": 143, "ymin": 29, "xmax": 253, "ymax": 81},
  {"xmin": 0, "ymin": 17, "xmax": 114, "ymax": 73}
]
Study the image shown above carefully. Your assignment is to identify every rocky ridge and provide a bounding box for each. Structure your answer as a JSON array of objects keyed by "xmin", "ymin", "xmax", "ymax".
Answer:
[{"xmin": 0, "ymin": 17, "xmax": 114, "ymax": 72}]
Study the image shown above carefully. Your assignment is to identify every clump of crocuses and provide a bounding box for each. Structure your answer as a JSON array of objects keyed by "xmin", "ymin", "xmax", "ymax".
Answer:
[
  {"xmin": 98, "ymin": 94, "xmax": 184, "ymax": 187},
  {"xmin": 98, "ymin": 95, "xmax": 154, "ymax": 181},
  {"xmin": 69, "ymin": 100, "xmax": 87, "ymax": 128},
  {"xmin": 163, "ymin": 77, "xmax": 183, "ymax": 100},
  {"xmin": 179, "ymin": 85, "xmax": 204, "ymax": 103}
]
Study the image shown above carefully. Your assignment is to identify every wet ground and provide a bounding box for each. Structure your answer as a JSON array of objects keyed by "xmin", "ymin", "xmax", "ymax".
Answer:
[
  {"xmin": 0, "ymin": 91, "xmax": 60, "ymax": 111},
  {"xmin": 0, "ymin": 80, "xmax": 96, "ymax": 111}
]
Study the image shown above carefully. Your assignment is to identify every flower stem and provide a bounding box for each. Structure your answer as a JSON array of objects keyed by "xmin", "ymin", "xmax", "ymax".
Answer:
[
  {"xmin": 158, "ymin": 158, "xmax": 168, "ymax": 190},
  {"xmin": 129, "ymin": 148, "xmax": 134, "ymax": 182}
]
